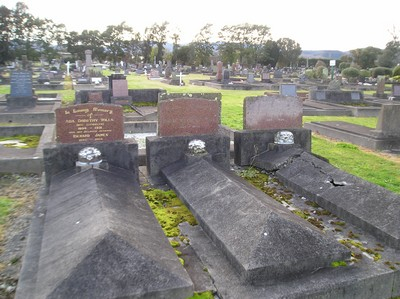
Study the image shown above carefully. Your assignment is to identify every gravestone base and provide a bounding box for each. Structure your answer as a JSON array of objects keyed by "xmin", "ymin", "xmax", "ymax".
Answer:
[
  {"xmin": 6, "ymin": 96, "xmax": 37, "ymax": 109},
  {"xmin": 304, "ymin": 121, "xmax": 400, "ymax": 151},
  {"xmin": 110, "ymin": 96, "xmax": 132, "ymax": 105},
  {"xmin": 374, "ymin": 92, "xmax": 387, "ymax": 99}
]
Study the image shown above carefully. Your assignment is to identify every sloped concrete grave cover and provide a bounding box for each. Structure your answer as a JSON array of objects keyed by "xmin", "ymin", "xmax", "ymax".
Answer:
[
  {"xmin": 162, "ymin": 157, "xmax": 350, "ymax": 285},
  {"xmin": 275, "ymin": 151, "xmax": 400, "ymax": 249},
  {"xmin": 30, "ymin": 166, "xmax": 193, "ymax": 299}
]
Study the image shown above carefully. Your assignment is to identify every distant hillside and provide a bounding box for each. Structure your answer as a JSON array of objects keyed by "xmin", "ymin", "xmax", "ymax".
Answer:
[{"xmin": 301, "ymin": 50, "xmax": 348, "ymax": 60}]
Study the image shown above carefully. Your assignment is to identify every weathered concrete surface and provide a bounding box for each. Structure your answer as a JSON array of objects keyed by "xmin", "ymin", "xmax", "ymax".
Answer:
[
  {"xmin": 0, "ymin": 124, "xmax": 54, "ymax": 174},
  {"xmin": 273, "ymin": 151, "xmax": 400, "ymax": 249},
  {"xmin": 234, "ymin": 128, "xmax": 311, "ymax": 166},
  {"xmin": 16, "ymin": 166, "xmax": 193, "ymax": 299},
  {"xmin": 43, "ymin": 140, "xmax": 139, "ymax": 187},
  {"xmin": 304, "ymin": 121, "xmax": 400, "ymax": 151},
  {"xmin": 181, "ymin": 222, "xmax": 398, "ymax": 299},
  {"xmin": 162, "ymin": 157, "xmax": 350, "ymax": 285},
  {"xmin": 146, "ymin": 134, "xmax": 230, "ymax": 184}
]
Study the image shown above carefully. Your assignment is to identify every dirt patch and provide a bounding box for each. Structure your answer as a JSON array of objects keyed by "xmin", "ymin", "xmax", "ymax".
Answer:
[{"xmin": 0, "ymin": 174, "xmax": 41, "ymax": 299}]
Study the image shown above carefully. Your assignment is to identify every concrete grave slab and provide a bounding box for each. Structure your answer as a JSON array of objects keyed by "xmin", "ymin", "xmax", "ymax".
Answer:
[
  {"xmin": 180, "ymin": 222, "xmax": 398, "ymax": 299},
  {"xmin": 16, "ymin": 166, "xmax": 193, "ymax": 299},
  {"xmin": 234, "ymin": 128, "xmax": 311, "ymax": 166},
  {"xmin": 243, "ymin": 95, "xmax": 303, "ymax": 130},
  {"xmin": 274, "ymin": 151, "xmax": 400, "ymax": 249},
  {"xmin": 146, "ymin": 134, "xmax": 230, "ymax": 184},
  {"xmin": 162, "ymin": 157, "xmax": 350, "ymax": 285}
]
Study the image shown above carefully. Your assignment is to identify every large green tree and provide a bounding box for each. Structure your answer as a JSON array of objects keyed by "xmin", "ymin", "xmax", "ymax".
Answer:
[
  {"xmin": 144, "ymin": 22, "xmax": 169, "ymax": 64},
  {"xmin": 217, "ymin": 23, "xmax": 271, "ymax": 66},
  {"xmin": 276, "ymin": 37, "xmax": 302, "ymax": 67},
  {"xmin": 377, "ymin": 30, "xmax": 400, "ymax": 68},
  {"xmin": 350, "ymin": 46, "xmax": 381, "ymax": 69},
  {"xmin": 192, "ymin": 24, "xmax": 215, "ymax": 66}
]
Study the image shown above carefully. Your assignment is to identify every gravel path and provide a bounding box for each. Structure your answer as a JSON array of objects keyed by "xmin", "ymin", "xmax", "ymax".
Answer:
[{"xmin": 0, "ymin": 174, "xmax": 41, "ymax": 299}]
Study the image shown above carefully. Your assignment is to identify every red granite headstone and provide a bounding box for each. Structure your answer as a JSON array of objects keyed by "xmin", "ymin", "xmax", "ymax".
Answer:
[
  {"xmin": 55, "ymin": 104, "xmax": 124, "ymax": 143},
  {"xmin": 88, "ymin": 91, "xmax": 103, "ymax": 103},
  {"xmin": 244, "ymin": 95, "xmax": 303, "ymax": 130},
  {"xmin": 112, "ymin": 80, "xmax": 129, "ymax": 97},
  {"xmin": 158, "ymin": 97, "xmax": 220, "ymax": 136}
]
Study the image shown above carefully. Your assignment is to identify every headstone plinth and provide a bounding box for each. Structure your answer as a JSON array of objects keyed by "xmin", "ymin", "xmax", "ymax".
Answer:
[{"xmin": 109, "ymin": 75, "xmax": 132, "ymax": 105}]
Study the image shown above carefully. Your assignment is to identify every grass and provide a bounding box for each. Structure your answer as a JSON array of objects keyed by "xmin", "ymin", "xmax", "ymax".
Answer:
[
  {"xmin": 311, "ymin": 135, "xmax": 400, "ymax": 193},
  {"xmin": 0, "ymin": 197, "xmax": 16, "ymax": 243},
  {"xmin": 0, "ymin": 135, "xmax": 40, "ymax": 148}
]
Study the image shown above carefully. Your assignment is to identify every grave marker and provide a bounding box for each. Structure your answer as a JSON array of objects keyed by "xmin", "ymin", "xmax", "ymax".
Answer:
[
  {"xmin": 10, "ymin": 70, "xmax": 33, "ymax": 98},
  {"xmin": 280, "ymin": 83, "xmax": 297, "ymax": 97},
  {"xmin": 55, "ymin": 104, "xmax": 124, "ymax": 143},
  {"xmin": 244, "ymin": 95, "xmax": 303, "ymax": 130},
  {"xmin": 158, "ymin": 93, "xmax": 221, "ymax": 136}
]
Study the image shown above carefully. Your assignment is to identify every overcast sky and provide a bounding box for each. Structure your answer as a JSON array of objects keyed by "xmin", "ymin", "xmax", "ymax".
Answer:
[{"xmin": 2, "ymin": 0, "xmax": 399, "ymax": 51}]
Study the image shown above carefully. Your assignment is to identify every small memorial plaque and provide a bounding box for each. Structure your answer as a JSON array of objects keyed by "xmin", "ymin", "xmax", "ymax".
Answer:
[
  {"xmin": 112, "ymin": 80, "xmax": 129, "ymax": 97},
  {"xmin": 55, "ymin": 104, "xmax": 124, "ymax": 143},
  {"xmin": 88, "ymin": 91, "xmax": 103, "ymax": 103},
  {"xmin": 10, "ymin": 71, "xmax": 33, "ymax": 97},
  {"xmin": 393, "ymin": 84, "xmax": 400, "ymax": 97}
]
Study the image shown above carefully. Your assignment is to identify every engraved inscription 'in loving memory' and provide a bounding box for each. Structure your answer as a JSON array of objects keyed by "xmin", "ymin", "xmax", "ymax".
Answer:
[{"xmin": 55, "ymin": 104, "xmax": 124, "ymax": 144}]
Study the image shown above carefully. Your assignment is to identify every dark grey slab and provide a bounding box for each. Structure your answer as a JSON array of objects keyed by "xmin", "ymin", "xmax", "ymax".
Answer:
[
  {"xmin": 162, "ymin": 157, "xmax": 349, "ymax": 285},
  {"xmin": 146, "ymin": 134, "xmax": 230, "ymax": 184},
  {"xmin": 234, "ymin": 128, "xmax": 311, "ymax": 166},
  {"xmin": 17, "ymin": 166, "xmax": 193, "ymax": 299},
  {"xmin": 43, "ymin": 140, "xmax": 140, "ymax": 187},
  {"xmin": 304, "ymin": 121, "xmax": 400, "ymax": 151},
  {"xmin": 276, "ymin": 151, "xmax": 400, "ymax": 249},
  {"xmin": 180, "ymin": 223, "xmax": 398, "ymax": 299}
]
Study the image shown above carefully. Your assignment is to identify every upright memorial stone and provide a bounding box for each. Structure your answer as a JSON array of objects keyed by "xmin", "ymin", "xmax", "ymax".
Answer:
[
  {"xmin": 244, "ymin": 95, "xmax": 303, "ymax": 130},
  {"xmin": 55, "ymin": 104, "xmax": 124, "ymax": 143},
  {"xmin": 216, "ymin": 61, "xmax": 223, "ymax": 82},
  {"xmin": 109, "ymin": 74, "xmax": 132, "ymax": 105},
  {"xmin": 280, "ymin": 83, "xmax": 297, "ymax": 97},
  {"xmin": 85, "ymin": 49, "xmax": 92, "ymax": 76},
  {"xmin": 391, "ymin": 83, "xmax": 400, "ymax": 100},
  {"xmin": 157, "ymin": 93, "xmax": 221, "ymax": 136},
  {"xmin": 376, "ymin": 76, "xmax": 386, "ymax": 98},
  {"xmin": 6, "ymin": 70, "xmax": 37, "ymax": 108}
]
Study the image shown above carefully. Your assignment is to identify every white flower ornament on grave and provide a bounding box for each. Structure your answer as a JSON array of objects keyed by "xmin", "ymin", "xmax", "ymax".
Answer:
[
  {"xmin": 77, "ymin": 147, "xmax": 103, "ymax": 166},
  {"xmin": 188, "ymin": 139, "xmax": 207, "ymax": 155},
  {"xmin": 274, "ymin": 130, "xmax": 294, "ymax": 145}
]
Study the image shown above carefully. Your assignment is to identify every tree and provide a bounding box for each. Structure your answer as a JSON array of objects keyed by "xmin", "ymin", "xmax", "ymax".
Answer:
[
  {"xmin": 218, "ymin": 23, "xmax": 271, "ymax": 67},
  {"xmin": 276, "ymin": 38, "xmax": 302, "ymax": 67},
  {"xmin": 192, "ymin": 24, "xmax": 215, "ymax": 66},
  {"xmin": 144, "ymin": 22, "xmax": 169, "ymax": 64},
  {"xmin": 377, "ymin": 27, "xmax": 400, "ymax": 68},
  {"xmin": 258, "ymin": 40, "xmax": 279, "ymax": 67},
  {"xmin": 101, "ymin": 22, "xmax": 133, "ymax": 64},
  {"xmin": 0, "ymin": 5, "xmax": 13, "ymax": 64},
  {"xmin": 350, "ymin": 47, "xmax": 381, "ymax": 69}
]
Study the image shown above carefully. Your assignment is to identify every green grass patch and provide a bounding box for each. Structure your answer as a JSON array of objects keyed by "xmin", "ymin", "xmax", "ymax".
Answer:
[
  {"xmin": 143, "ymin": 188, "xmax": 197, "ymax": 237},
  {"xmin": 303, "ymin": 116, "xmax": 377, "ymax": 128},
  {"xmin": 187, "ymin": 290, "xmax": 214, "ymax": 299},
  {"xmin": 311, "ymin": 135, "xmax": 400, "ymax": 193},
  {"xmin": 0, "ymin": 197, "xmax": 16, "ymax": 242},
  {"xmin": 0, "ymin": 135, "xmax": 40, "ymax": 148}
]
